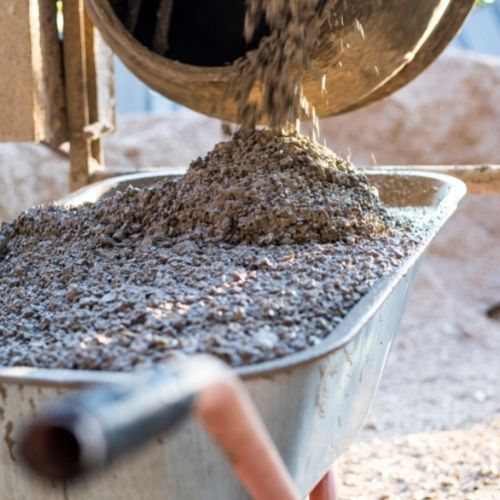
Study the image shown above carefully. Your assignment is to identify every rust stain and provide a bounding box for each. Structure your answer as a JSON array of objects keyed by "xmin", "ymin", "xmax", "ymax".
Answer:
[
  {"xmin": 28, "ymin": 397, "xmax": 37, "ymax": 416},
  {"xmin": 4, "ymin": 420, "xmax": 16, "ymax": 462},
  {"xmin": 0, "ymin": 384, "xmax": 6, "ymax": 402}
]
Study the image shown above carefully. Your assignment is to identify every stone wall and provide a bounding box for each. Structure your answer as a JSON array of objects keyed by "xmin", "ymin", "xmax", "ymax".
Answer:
[{"xmin": 1, "ymin": 48, "xmax": 499, "ymax": 221}]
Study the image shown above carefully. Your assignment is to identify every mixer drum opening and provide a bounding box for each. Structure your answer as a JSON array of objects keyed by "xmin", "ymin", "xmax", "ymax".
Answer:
[
  {"xmin": 110, "ymin": 0, "xmax": 269, "ymax": 67},
  {"xmin": 93, "ymin": 0, "xmax": 475, "ymax": 122}
]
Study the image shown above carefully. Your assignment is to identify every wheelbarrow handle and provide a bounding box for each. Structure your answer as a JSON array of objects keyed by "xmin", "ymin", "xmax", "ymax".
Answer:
[{"xmin": 20, "ymin": 355, "xmax": 300, "ymax": 500}]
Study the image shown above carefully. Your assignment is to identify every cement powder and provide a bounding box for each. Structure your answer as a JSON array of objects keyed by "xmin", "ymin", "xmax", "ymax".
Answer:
[{"xmin": 0, "ymin": 132, "xmax": 420, "ymax": 371}]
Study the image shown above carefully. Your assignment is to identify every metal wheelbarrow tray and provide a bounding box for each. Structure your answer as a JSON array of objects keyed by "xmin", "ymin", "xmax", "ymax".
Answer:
[{"xmin": 0, "ymin": 169, "xmax": 466, "ymax": 500}]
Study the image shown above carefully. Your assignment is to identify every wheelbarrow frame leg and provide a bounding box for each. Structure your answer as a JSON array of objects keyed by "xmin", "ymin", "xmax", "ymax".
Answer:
[{"xmin": 310, "ymin": 465, "xmax": 339, "ymax": 500}]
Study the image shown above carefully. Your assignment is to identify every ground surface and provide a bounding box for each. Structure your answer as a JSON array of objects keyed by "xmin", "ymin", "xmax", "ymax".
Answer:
[
  {"xmin": 340, "ymin": 420, "xmax": 499, "ymax": 499},
  {"xmin": 338, "ymin": 195, "xmax": 500, "ymax": 499}
]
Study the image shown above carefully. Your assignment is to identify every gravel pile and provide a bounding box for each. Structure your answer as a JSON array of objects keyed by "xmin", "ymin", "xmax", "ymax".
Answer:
[
  {"xmin": 169, "ymin": 130, "xmax": 394, "ymax": 245},
  {"xmin": 0, "ymin": 131, "xmax": 419, "ymax": 371}
]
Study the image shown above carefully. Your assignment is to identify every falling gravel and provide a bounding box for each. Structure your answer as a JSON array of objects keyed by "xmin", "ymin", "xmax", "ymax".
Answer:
[
  {"xmin": 0, "ymin": 131, "xmax": 421, "ymax": 371},
  {"xmin": 234, "ymin": 0, "xmax": 339, "ymax": 131}
]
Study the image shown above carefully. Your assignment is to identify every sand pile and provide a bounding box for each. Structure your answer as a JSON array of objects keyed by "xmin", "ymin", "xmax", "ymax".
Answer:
[{"xmin": 339, "ymin": 419, "xmax": 500, "ymax": 499}]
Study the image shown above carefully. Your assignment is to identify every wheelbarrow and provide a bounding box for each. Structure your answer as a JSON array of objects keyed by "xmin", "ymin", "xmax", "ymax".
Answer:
[{"xmin": 0, "ymin": 169, "xmax": 465, "ymax": 499}]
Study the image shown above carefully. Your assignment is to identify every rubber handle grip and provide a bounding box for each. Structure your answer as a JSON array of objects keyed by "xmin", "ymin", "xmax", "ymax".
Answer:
[{"xmin": 21, "ymin": 364, "xmax": 195, "ymax": 480}]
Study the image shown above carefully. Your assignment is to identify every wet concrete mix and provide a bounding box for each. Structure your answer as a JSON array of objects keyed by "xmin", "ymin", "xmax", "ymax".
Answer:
[{"xmin": 0, "ymin": 131, "xmax": 423, "ymax": 370}]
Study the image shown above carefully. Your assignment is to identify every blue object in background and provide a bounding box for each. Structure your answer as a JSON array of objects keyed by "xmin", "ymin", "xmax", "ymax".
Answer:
[
  {"xmin": 115, "ymin": 4, "xmax": 500, "ymax": 115},
  {"xmin": 453, "ymin": 2, "xmax": 500, "ymax": 54},
  {"xmin": 114, "ymin": 59, "xmax": 180, "ymax": 114}
]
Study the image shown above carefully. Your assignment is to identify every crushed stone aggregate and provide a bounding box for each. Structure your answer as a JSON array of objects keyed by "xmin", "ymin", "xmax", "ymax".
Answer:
[{"xmin": 0, "ymin": 131, "xmax": 422, "ymax": 371}]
